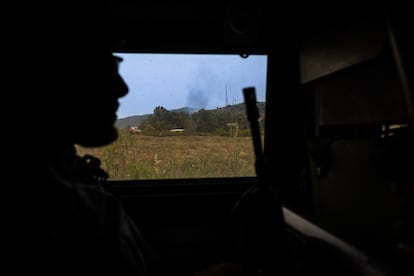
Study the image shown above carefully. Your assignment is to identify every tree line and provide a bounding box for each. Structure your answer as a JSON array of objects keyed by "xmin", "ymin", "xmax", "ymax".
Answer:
[{"xmin": 136, "ymin": 104, "xmax": 265, "ymax": 137}]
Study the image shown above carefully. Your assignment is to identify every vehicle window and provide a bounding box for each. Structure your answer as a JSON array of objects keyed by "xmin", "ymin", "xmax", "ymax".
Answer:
[{"xmin": 77, "ymin": 53, "xmax": 267, "ymax": 180}]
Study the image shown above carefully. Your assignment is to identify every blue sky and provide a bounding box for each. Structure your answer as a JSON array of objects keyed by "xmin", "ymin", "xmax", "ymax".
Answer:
[{"xmin": 115, "ymin": 53, "xmax": 268, "ymax": 118}]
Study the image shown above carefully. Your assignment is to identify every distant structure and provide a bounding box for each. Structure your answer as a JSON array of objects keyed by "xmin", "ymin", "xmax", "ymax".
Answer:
[
  {"xmin": 129, "ymin": 126, "xmax": 142, "ymax": 134},
  {"xmin": 226, "ymin": 122, "xmax": 239, "ymax": 137},
  {"xmin": 170, "ymin": 128, "xmax": 184, "ymax": 133}
]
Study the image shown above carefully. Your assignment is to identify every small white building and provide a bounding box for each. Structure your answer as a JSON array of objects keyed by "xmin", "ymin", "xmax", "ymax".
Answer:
[
  {"xmin": 170, "ymin": 128, "xmax": 184, "ymax": 133},
  {"xmin": 129, "ymin": 126, "xmax": 142, "ymax": 134}
]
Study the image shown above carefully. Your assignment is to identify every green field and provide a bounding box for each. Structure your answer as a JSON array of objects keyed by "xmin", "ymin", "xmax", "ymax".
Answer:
[{"xmin": 77, "ymin": 131, "xmax": 258, "ymax": 180}]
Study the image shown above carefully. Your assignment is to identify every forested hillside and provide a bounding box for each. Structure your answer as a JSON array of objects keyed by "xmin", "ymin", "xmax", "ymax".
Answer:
[{"xmin": 118, "ymin": 102, "xmax": 265, "ymax": 136}]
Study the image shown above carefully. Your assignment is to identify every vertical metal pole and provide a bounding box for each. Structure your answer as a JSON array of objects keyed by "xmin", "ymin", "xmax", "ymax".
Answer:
[
  {"xmin": 386, "ymin": 14, "xmax": 414, "ymax": 138},
  {"xmin": 243, "ymin": 87, "xmax": 264, "ymax": 181}
]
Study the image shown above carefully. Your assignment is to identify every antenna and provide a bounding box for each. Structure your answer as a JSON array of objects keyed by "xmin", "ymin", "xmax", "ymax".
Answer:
[{"xmin": 225, "ymin": 84, "xmax": 229, "ymax": 106}]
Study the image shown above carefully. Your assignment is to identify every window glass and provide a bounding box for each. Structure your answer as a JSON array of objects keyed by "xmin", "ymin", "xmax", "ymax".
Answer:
[{"xmin": 77, "ymin": 53, "xmax": 267, "ymax": 180}]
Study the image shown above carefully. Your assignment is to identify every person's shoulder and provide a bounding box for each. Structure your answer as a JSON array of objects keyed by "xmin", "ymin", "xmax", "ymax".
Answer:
[
  {"xmin": 40, "ymin": 176, "xmax": 149, "ymax": 275},
  {"xmin": 61, "ymin": 174, "xmax": 123, "ymax": 217}
]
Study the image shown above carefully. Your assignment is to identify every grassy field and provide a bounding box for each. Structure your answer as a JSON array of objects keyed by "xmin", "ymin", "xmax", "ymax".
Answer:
[{"xmin": 76, "ymin": 131, "xmax": 258, "ymax": 180}]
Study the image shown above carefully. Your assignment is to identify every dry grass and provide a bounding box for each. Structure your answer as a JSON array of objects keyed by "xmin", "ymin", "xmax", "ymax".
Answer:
[{"xmin": 77, "ymin": 133, "xmax": 258, "ymax": 180}]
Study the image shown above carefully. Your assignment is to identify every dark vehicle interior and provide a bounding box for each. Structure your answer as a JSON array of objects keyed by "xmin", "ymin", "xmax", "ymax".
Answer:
[{"xmin": 35, "ymin": 1, "xmax": 414, "ymax": 275}]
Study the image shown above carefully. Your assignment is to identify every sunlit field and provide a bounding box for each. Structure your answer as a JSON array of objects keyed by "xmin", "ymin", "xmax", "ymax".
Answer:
[{"xmin": 77, "ymin": 130, "xmax": 257, "ymax": 180}]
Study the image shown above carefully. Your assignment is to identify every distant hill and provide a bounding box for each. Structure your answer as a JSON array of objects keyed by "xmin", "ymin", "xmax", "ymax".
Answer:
[
  {"xmin": 116, "ymin": 102, "xmax": 265, "ymax": 130},
  {"xmin": 172, "ymin": 107, "xmax": 199, "ymax": 114},
  {"xmin": 116, "ymin": 114, "xmax": 150, "ymax": 129},
  {"xmin": 210, "ymin": 102, "xmax": 265, "ymax": 115},
  {"xmin": 116, "ymin": 106, "xmax": 199, "ymax": 129}
]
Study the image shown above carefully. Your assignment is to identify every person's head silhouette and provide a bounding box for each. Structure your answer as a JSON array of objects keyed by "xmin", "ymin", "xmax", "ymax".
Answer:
[
  {"xmin": 2, "ymin": 4, "xmax": 148, "ymax": 275},
  {"xmin": 3, "ymin": 1, "xmax": 128, "ymax": 152}
]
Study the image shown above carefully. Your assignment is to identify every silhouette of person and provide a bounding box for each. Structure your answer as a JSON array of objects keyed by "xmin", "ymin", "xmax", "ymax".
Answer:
[
  {"xmin": 2, "ymin": 2, "xmax": 248, "ymax": 276},
  {"xmin": 2, "ymin": 2, "xmax": 157, "ymax": 275}
]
